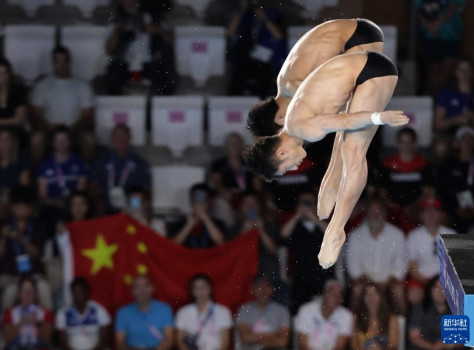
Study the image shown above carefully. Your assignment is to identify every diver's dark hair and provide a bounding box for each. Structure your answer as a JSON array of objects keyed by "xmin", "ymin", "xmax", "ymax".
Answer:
[
  {"xmin": 243, "ymin": 136, "xmax": 281, "ymax": 181},
  {"xmin": 247, "ymin": 98, "xmax": 281, "ymax": 137}
]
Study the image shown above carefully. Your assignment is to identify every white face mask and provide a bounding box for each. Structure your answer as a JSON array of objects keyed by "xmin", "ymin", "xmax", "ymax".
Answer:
[{"xmin": 302, "ymin": 220, "xmax": 317, "ymax": 232}]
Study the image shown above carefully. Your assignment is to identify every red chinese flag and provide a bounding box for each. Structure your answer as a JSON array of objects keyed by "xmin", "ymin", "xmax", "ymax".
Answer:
[{"xmin": 64, "ymin": 214, "xmax": 259, "ymax": 314}]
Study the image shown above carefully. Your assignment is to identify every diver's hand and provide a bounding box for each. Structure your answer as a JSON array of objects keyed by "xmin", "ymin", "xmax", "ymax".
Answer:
[{"xmin": 381, "ymin": 110, "xmax": 409, "ymax": 127}]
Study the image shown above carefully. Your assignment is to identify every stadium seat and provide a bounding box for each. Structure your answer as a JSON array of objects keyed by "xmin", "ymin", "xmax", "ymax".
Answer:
[
  {"xmin": 208, "ymin": 96, "xmax": 259, "ymax": 146},
  {"xmin": 380, "ymin": 25, "xmax": 398, "ymax": 63},
  {"xmin": 6, "ymin": 0, "xmax": 54, "ymax": 17},
  {"xmin": 60, "ymin": 25, "xmax": 110, "ymax": 81},
  {"xmin": 95, "ymin": 96, "xmax": 147, "ymax": 146},
  {"xmin": 300, "ymin": 0, "xmax": 339, "ymax": 18},
  {"xmin": 4, "ymin": 25, "xmax": 56, "ymax": 84},
  {"xmin": 175, "ymin": 0, "xmax": 210, "ymax": 18},
  {"xmin": 174, "ymin": 26, "xmax": 226, "ymax": 87},
  {"xmin": 287, "ymin": 26, "xmax": 312, "ymax": 50},
  {"xmin": 152, "ymin": 165, "xmax": 205, "ymax": 212},
  {"xmin": 382, "ymin": 96, "xmax": 433, "ymax": 148},
  {"xmin": 151, "ymin": 96, "xmax": 205, "ymax": 158},
  {"xmin": 63, "ymin": 0, "xmax": 110, "ymax": 18}
]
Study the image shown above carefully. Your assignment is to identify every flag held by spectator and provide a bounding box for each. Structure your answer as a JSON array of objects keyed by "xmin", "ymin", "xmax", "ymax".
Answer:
[{"xmin": 61, "ymin": 214, "xmax": 259, "ymax": 314}]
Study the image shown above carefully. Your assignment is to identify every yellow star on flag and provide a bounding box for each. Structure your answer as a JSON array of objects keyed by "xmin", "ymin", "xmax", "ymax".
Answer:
[
  {"xmin": 137, "ymin": 241, "xmax": 147, "ymax": 254},
  {"xmin": 137, "ymin": 264, "xmax": 148, "ymax": 275},
  {"xmin": 126, "ymin": 224, "xmax": 137, "ymax": 235},
  {"xmin": 124, "ymin": 274, "xmax": 133, "ymax": 285},
  {"xmin": 82, "ymin": 234, "xmax": 118, "ymax": 275}
]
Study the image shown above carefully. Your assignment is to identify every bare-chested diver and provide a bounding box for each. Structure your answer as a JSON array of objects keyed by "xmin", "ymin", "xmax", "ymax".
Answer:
[
  {"xmin": 244, "ymin": 51, "xmax": 408, "ymax": 269},
  {"xmin": 247, "ymin": 18, "xmax": 384, "ymax": 137}
]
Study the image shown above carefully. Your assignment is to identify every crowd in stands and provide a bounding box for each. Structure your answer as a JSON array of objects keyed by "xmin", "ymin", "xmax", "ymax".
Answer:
[{"xmin": 0, "ymin": 0, "xmax": 473, "ymax": 349}]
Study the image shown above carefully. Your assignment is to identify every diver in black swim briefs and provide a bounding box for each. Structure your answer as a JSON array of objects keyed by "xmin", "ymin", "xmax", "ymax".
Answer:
[{"xmin": 244, "ymin": 51, "xmax": 407, "ymax": 269}]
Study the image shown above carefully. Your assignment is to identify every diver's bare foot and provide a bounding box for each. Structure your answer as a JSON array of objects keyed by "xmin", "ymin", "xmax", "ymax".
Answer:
[
  {"xmin": 317, "ymin": 187, "xmax": 338, "ymax": 220},
  {"xmin": 318, "ymin": 229, "xmax": 346, "ymax": 269}
]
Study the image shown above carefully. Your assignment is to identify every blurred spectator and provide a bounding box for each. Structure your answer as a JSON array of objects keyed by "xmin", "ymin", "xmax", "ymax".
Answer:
[
  {"xmin": 168, "ymin": 183, "xmax": 226, "ymax": 248},
  {"xmin": 294, "ymin": 280, "xmax": 352, "ymax": 350},
  {"xmin": 126, "ymin": 186, "xmax": 152, "ymax": 226},
  {"xmin": 105, "ymin": 0, "xmax": 176, "ymax": 95},
  {"xmin": 210, "ymin": 133, "xmax": 254, "ymax": 194},
  {"xmin": 431, "ymin": 135, "xmax": 453, "ymax": 179},
  {"xmin": 380, "ymin": 128, "xmax": 434, "ymax": 212},
  {"xmin": 226, "ymin": 0, "xmax": 286, "ymax": 97},
  {"xmin": 0, "ymin": 187, "xmax": 52, "ymax": 310},
  {"xmin": 408, "ymin": 276, "xmax": 461, "ymax": 349},
  {"xmin": 28, "ymin": 130, "xmax": 48, "ymax": 179},
  {"xmin": 78, "ymin": 131, "xmax": 102, "ymax": 167},
  {"xmin": 38, "ymin": 126, "xmax": 88, "ymax": 206},
  {"xmin": 229, "ymin": 191, "xmax": 279, "ymax": 278},
  {"xmin": 407, "ymin": 197, "xmax": 456, "ymax": 305},
  {"xmin": 56, "ymin": 277, "xmax": 111, "ymax": 350},
  {"xmin": 352, "ymin": 282, "xmax": 399, "ymax": 350},
  {"xmin": 346, "ymin": 197, "xmax": 408, "ymax": 315},
  {"xmin": 176, "ymin": 274, "xmax": 232, "ymax": 350},
  {"xmin": 235, "ymin": 274, "xmax": 290, "ymax": 350},
  {"xmin": 115, "ymin": 274, "xmax": 174, "ymax": 350},
  {"xmin": 1, "ymin": 276, "xmax": 53, "ymax": 350},
  {"xmin": 31, "ymin": 46, "xmax": 94, "ymax": 132},
  {"xmin": 434, "ymin": 57, "xmax": 473, "ymax": 133},
  {"xmin": 415, "ymin": 0, "xmax": 465, "ymax": 95},
  {"xmin": 281, "ymin": 191, "xmax": 334, "ymax": 313},
  {"xmin": 0, "ymin": 58, "xmax": 27, "ymax": 143},
  {"xmin": 90, "ymin": 124, "xmax": 151, "ymax": 212},
  {"xmin": 437, "ymin": 126, "xmax": 474, "ymax": 233},
  {"xmin": 65, "ymin": 191, "xmax": 93, "ymax": 222},
  {"xmin": 0, "ymin": 129, "xmax": 30, "ymax": 204}
]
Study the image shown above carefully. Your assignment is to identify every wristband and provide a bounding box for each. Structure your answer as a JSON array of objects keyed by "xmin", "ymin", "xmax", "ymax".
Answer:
[{"xmin": 371, "ymin": 112, "xmax": 384, "ymax": 125}]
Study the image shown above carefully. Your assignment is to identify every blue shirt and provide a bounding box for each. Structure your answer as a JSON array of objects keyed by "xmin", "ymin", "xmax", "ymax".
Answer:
[
  {"xmin": 115, "ymin": 300, "xmax": 173, "ymax": 348},
  {"xmin": 38, "ymin": 155, "xmax": 88, "ymax": 199},
  {"xmin": 416, "ymin": 0, "xmax": 465, "ymax": 41},
  {"xmin": 435, "ymin": 87, "xmax": 471, "ymax": 118}
]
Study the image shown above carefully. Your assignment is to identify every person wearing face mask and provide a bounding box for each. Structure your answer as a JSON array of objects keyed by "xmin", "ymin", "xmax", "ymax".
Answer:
[
  {"xmin": 345, "ymin": 196, "xmax": 408, "ymax": 315},
  {"xmin": 280, "ymin": 191, "xmax": 334, "ymax": 314},
  {"xmin": 176, "ymin": 274, "xmax": 232, "ymax": 350},
  {"xmin": 235, "ymin": 274, "xmax": 290, "ymax": 350}
]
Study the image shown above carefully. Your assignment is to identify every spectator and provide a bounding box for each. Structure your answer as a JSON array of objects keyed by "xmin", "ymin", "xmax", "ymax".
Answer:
[
  {"xmin": 434, "ymin": 57, "xmax": 473, "ymax": 133},
  {"xmin": 1, "ymin": 276, "xmax": 53, "ymax": 350},
  {"xmin": 229, "ymin": 191, "xmax": 280, "ymax": 278},
  {"xmin": 105, "ymin": 0, "xmax": 176, "ymax": 95},
  {"xmin": 407, "ymin": 197, "xmax": 456, "ymax": 305},
  {"xmin": 345, "ymin": 196, "xmax": 408, "ymax": 315},
  {"xmin": 226, "ymin": 0, "xmax": 286, "ymax": 97},
  {"xmin": 115, "ymin": 274, "xmax": 174, "ymax": 350},
  {"xmin": 352, "ymin": 282, "xmax": 399, "ymax": 350},
  {"xmin": 65, "ymin": 191, "xmax": 93, "ymax": 222},
  {"xmin": 168, "ymin": 183, "xmax": 227, "ymax": 248},
  {"xmin": 38, "ymin": 125, "xmax": 88, "ymax": 206},
  {"xmin": 408, "ymin": 276, "xmax": 462, "ymax": 349},
  {"xmin": 0, "ymin": 58, "xmax": 27, "ymax": 141},
  {"xmin": 294, "ymin": 279, "xmax": 352, "ymax": 350},
  {"xmin": 31, "ymin": 46, "xmax": 94, "ymax": 132},
  {"xmin": 415, "ymin": 0, "xmax": 465, "ymax": 95},
  {"xmin": 90, "ymin": 123, "xmax": 151, "ymax": 212},
  {"xmin": 0, "ymin": 187, "xmax": 52, "ymax": 310},
  {"xmin": 0, "ymin": 129, "xmax": 30, "ymax": 202},
  {"xmin": 28, "ymin": 130, "xmax": 48, "ymax": 179},
  {"xmin": 281, "ymin": 191, "xmax": 334, "ymax": 313},
  {"xmin": 437, "ymin": 126, "xmax": 474, "ymax": 233},
  {"xmin": 380, "ymin": 128, "xmax": 434, "ymax": 212},
  {"xmin": 176, "ymin": 274, "xmax": 232, "ymax": 350},
  {"xmin": 126, "ymin": 186, "xmax": 152, "ymax": 226},
  {"xmin": 235, "ymin": 274, "xmax": 290, "ymax": 350},
  {"xmin": 56, "ymin": 277, "xmax": 111, "ymax": 350}
]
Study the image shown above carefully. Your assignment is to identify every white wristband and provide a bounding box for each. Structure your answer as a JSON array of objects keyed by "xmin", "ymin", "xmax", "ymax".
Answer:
[{"xmin": 371, "ymin": 112, "xmax": 384, "ymax": 125}]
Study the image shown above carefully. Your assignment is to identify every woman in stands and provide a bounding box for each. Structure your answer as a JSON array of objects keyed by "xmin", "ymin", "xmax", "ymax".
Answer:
[
  {"xmin": 1, "ymin": 276, "xmax": 54, "ymax": 350},
  {"xmin": 176, "ymin": 274, "xmax": 233, "ymax": 350},
  {"xmin": 352, "ymin": 282, "xmax": 399, "ymax": 350}
]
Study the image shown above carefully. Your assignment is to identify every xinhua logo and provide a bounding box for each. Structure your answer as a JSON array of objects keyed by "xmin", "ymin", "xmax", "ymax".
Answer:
[{"xmin": 441, "ymin": 315, "xmax": 470, "ymax": 344}]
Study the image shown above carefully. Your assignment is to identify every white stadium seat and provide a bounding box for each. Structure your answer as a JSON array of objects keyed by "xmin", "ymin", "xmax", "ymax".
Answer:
[
  {"xmin": 287, "ymin": 26, "xmax": 312, "ymax": 51},
  {"xmin": 208, "ymin": 96, "xmax": 259, "ymax": 146},
  {"xmin": 175, "ymin": 0, "xmax": 210, "ymax": 18},
  {"xmin": 95, "ymin": 96, "xmax": 147, "ymax": 146},
  {"xmin": 61, "ymin": 25, "xmax": 110, "ymax": 81},
  {"xmin": 4, "ymin": 25, "xmax": 55, "ymax": 84},
  {"xmin": 380, "ymin": 25, "xmax": 398, "ymax": 63},
  {"xmin": 382, "ymin": 96, "xmax": 433, "ymax": 148},
  {"xmin": 300, "ymin": 0, "xmax": 339, "ymax": 18},
  {"xmin": 63, "ymin": 0, "xmax": 110, "ymax": 18},
  {"xmin": 175, "ymin": 26, "xmax": 226, "ymax": 87},
  {"xmin": 151, "ymin": 96, "xmax": 205, "ymax": 158},
  {"xmin": 152, "ymin": 165, "xmax": 205, "ymax": 212},
  {"xmin": 6, "ymin": 0, "xmax": 54, "ymax": 17}
]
